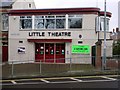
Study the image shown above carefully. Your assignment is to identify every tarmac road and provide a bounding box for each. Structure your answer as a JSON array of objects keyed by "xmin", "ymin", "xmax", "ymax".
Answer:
[{"xmin": 1, "ymin": 75, "xmax": 120, "ymax": 90}]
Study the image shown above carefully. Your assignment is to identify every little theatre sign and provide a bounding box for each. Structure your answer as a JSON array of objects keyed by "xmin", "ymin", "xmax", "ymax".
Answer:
[{"xmin": 29, "ymin": 32, "xmax": 71, "ymax": 37}]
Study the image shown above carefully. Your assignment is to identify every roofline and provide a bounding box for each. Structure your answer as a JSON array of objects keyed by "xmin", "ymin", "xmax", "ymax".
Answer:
[
  {"xmin": 1, "ymin": 7, "xmax": 111, "ymax": 17},
  {"xmin": 100, "ymin": 11, "xmax": 112, "ymax": 17},
  {"xmin": 8, "ymin": 7, "xmax": 100, "ymax": 15}
]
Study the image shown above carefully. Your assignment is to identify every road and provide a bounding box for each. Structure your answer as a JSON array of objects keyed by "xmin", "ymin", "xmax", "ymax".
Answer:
[{"xmin": 1, "ymin": 75, "xmax": 120, "ymax": 90}]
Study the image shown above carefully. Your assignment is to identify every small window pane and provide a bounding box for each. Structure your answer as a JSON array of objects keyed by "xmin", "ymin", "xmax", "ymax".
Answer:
[
  {"xmin": 68, "ymin": 18, "xmax": 82, "ymax": 28},
  {"xmin": 2, "ymin": 14, "xmax": 9, "ymax": 31},
  {"xmin": 35, "ymin": 19, "xmax": 44, "ymax": 29},
  {"xmin": 56, "ymin": 19, "xmax": 65, "ymax": 28},
  {"xmin": 56, "ymin": 16, "xmax": 65, "ymax": 18},
  {"xmin": 46, "ymin": 16, "xmax": 54, "ymax": 18},
  {"xmin": 20, "ymin": 19, "xmax": 32, "ymax": 29},
  {"xmin": 45, "ymin": 19, "xmax": 55, "ymax": 29},
  {"xmin": 35, "ymin": 16, "xmax": 44, "ymax": 18},
  {"xmin": 100, "ymin": 18, "xmax": 109, "ymax": 31}
]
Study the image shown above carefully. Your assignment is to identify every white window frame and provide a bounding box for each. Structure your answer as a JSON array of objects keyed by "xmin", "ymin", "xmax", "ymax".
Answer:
[
  {"xmin": 68, "ymin": 14, "xmax": 83, "ymax": 29},
  {"xmin": 20, "ymin": 16, "xmax": 32, "ymax": 30}
]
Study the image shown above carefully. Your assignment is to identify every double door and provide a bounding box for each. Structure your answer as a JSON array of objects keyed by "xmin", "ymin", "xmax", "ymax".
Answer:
[{"xmin": 35, "ymin": 43, "xmax": 65, "ymax": 63}]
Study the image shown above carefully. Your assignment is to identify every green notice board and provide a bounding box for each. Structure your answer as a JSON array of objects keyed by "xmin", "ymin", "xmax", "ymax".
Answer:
[{"xmin": 72, "ymin": 45, "xmax": 90, "ymax": 54}]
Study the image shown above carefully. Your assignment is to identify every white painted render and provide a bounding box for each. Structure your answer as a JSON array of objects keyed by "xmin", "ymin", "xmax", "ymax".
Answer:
[
  {"xmin": 8, "ymin": 14, "xmax": 113, "ymax": 64},
  {"xmin": 12, "ymin": 0, "xmax": 36, "ymax": 9}
]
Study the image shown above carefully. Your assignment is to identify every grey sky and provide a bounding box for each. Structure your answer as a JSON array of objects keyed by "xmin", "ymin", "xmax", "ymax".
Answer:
[{"xmin": 34, "ymin": 0, "xmax": 119, "ymax": 31}]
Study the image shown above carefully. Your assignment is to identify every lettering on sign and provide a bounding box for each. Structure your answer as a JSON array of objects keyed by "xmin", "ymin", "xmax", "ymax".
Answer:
[
  {"xmin": 72, "ymin": 45, "xmax": 90, "ymax": 54},
  {"xmin": 28, "ymin": 32, "xmax": 71, "ymax": 37},
  {"xmin": 29, "ymin": 32, "xmax": 45, "ymax": 37}
]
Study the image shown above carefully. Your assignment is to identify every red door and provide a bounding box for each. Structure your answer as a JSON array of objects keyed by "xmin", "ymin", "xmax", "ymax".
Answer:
[
  {"xmin": 35, "ymin": 43, "xmax": 44, "ymax": 62},
  {"xmin": 35, "ymin": 43, "xmax": 65, "ymax": 63},
  {"xmin": 45, "ymin": 43, "xmax": 54, "ymax": 63},
  {"xmin": 2, "ymin": 46, "xmax": 8, "ymax": 62},
  {"xmin": 56, "ymin": 43, "xmax": 65, "ymax": 63}
]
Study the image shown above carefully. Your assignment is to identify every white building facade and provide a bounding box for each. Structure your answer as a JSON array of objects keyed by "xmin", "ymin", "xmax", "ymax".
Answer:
[{"xmin": 8, "ymin": 8, "xmax": 113, "ymax": 64}]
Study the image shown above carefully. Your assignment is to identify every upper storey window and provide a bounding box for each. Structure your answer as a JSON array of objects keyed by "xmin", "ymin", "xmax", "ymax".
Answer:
[
  {"xmin": 56, "ymin": 16, "xmax": 65, "ymax": 29},
  {"xmin": 68, "ymin": 15, "xmax": 82, "ymax": 28},
  {"xmin": 34, "ymin": 15, "xmax": 65, "ymax": 29},
  {"xmin": 19, "ymin": 14, "xmax": 82, "ymax": 30},
  {"xmin": 2, "ymin": 14, "xmax": 9, "ymax": 31},
  {"xmin": 100, "ymin": 17, "xmax": 109, "ymax": 31},
  {"xmin": 45, "ymin": 16, "xmax": 55, "ymax": 29},
  {"xmin": 96, "ymin": 17, "xmax": 109, "ymax": 32},
  {"xmin": 20, "ymin": 16, "xmax": 32, "ymax": 29},
  {"xmin": 35, "ymin": 16, "xmax": 44, "ymax": 29}
]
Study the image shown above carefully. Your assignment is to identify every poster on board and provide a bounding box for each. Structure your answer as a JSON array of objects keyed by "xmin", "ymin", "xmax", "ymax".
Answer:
[
  {"xmin": 18, "ymin": 46, "xmax": 25, "ymax": 54},
  {"xmin": 72, "ymin": 45, "xmax": 90, "ymax": 54}
]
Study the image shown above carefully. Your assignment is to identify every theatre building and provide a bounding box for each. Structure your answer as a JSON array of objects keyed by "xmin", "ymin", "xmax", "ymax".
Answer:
[{"xmin": 8, "ymin": 8, "xmax": 112, "ymax": 64}]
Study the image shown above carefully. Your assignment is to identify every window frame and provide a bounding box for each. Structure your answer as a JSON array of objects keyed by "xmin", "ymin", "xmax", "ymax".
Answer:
[
  {"xmin": 19, "ymin": 14, "xmax": 83, "ymax": 30},
  {"xmin": 20, "ymin": 16, "xmax": 32, "ymax": 30},
  {"xmin": 68, "ymin": 15, "xmax": 83, "ymax": 29},
  {"xmin": 100, "ymin": 17, "xmax": 110, "ymax": 32}
]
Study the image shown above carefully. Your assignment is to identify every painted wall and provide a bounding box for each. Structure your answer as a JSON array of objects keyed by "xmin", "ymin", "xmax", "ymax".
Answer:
[
  {"xmin": 12, "ymin": 0, "xmax": 36, "ymax": 9},
  {"xmin": 8, "ymin": 14, "xmax": 112, "ymax": 64}
]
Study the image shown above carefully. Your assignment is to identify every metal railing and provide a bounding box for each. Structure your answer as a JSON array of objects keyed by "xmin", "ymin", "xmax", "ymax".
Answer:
[{"xmin": 1, "ymin": 56, "xmax": 120, "ymax": 79}]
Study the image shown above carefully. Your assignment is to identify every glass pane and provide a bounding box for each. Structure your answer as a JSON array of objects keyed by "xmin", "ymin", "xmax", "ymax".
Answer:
[
  {"xmin": 45, "ymin": 19, "xmax": 55, "ymax": 29},
  {"xmin": 35, "ymin": 19, "xmax": 44, "ymax": 29},
  {"xmin": 56, "ymin": 16, "xmax": 65, "ymax": 18},
  {"xmin": 68, "ymin": 18, "xmax": 82, "ymax": 28},
  {"xmin": 20, "ymin": 19, "xmax": 32, "ymax": 29},
  {"xmin": 69, "ymin": 15, "xmax": 74, "ymax": 17},
  {"xmin": 20, "ymin": 16, "xmax": 25, "ymax": 18},
  {"xmin": 27, "ymin": 16, "xmax": 32, "ymax": 18},
  {"xmin": 46, "ymin": 16, "xmax": 54, "ymax": 18},
  {"xmin": 56, "ymin": 19, "xmax": 65, "ymax": 28},
  {"xmin": 35, "ymin": 16, "xmax": 44, "ymax": 18},
  {"xmin": 100, "ymin": 18, "xmax": 109, "ymax": 31},
  {"xmin": 2, "ymin": 14, "xmax": 9, "ymax": 30}
]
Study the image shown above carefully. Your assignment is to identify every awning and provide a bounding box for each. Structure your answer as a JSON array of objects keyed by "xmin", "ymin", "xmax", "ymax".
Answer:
[{"xmin": 28, "ymin": 39, "xmax": 72, "ymax": 43}]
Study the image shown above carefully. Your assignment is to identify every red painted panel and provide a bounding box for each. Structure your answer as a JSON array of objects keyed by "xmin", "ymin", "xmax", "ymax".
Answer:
[
  {"xmin": 2, "ymin": 46, "xmax": 8, "ymax": 62},
  {"xmin": 35, "ymin": 43, "xmax": 65, "ymax": 63},
  {"xmin": 56, "ymin": 43, "xmax": 65, "ymax": 63},
  {"xmin": 28, "ymin": 39, "xmax": 72, "ymax": 43},
  {"xmin": 35, "ymin": 43, "xmax": 44, "ymax": 62},
  {"xmin": 45, "ymin": 43, "xmax": 54, "ymax": 63}
]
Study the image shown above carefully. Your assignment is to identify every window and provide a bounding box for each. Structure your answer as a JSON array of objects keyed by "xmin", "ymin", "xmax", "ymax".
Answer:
[
  {"xmin": 2, "ymin": 14, "xmax": 9, "ymax": 31},
  {"xmin": 19, "ymin": 41, "xmax": 23, "ymax": 43},
  {"xmin": 100, "ymin": 17, "xmax": 109, "ymax": 31},
  {"xmin": 20, "ymin": 14, "xmax": 82, "ymax": 30},
  {"xmin": 29, "ymin": 4, "xmax": 31, "ymax": 8},
  {"xmin": 34, "ymin": 16, "xmax": 44, "ymax": 29},
  {"xmin": 34, "ymin": 15, "xmax": 65, "ymax": 29},
  {"xmin": 68, "ymin": 15, "xmax": 82, "ymax": 28},
  {"xmin": 45, "ymin": 16, "xmax": 55, "ymax": 29},
  {"xmin": 78, "ymin": 41, "xmax": 83, "ymax": 44},
  {"xmin": 56, "ymin": 16, "xmax": 65, "ymax": 29},
  {"xmin": 20, "ymin": 16, "xmax": 32, "ymax": 29}
]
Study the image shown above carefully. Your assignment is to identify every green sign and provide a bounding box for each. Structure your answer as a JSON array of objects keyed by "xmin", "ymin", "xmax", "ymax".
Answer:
[{"xmin": 72, "ymin": 45, "xmax": 90, "ymax": 54}]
